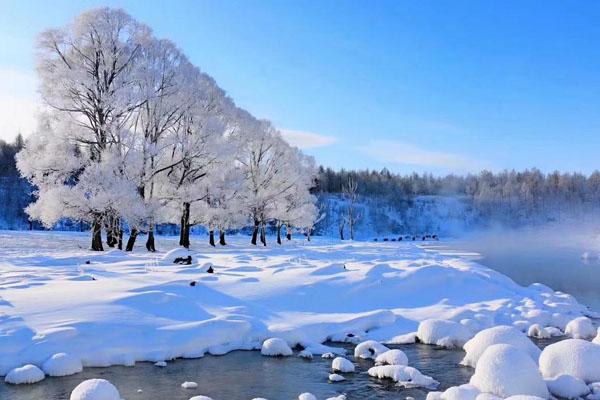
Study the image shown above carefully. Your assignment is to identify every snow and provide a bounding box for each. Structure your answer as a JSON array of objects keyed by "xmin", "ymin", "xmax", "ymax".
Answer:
[
  {"xmin": 461, "ymin": 326, "xmax": 541, "ymax": 368},
  {"xmin": 298, "ymin": 349, "xmax": 313, "ymax": 359},
  {"xmin": 42, "ymin": 352, "xmax": 83, "ymax": 377},
  {"xmin": 328, "ymin": 373, "xmax": 346, "ymax": 382},
  {"xmin": 416, "ymin": 319, "xmax": 472, "ymax": 348},
  {"xmin": 595, "ymin": 328, "xmax": 600, "ymax": 344},
  {"xmin": 331, "ymin": 357, "xmax": 355, "ymax": 373},
  {"xmin": 69, "ymin": 379, "xmax": 120, "ymax": 400},
  {"xmin": 154, "ymin": 361, "xmax": 167, "ymax": 367},
  {"xmin": 375, "ymin": 349, "xmax": 408, "ymax": 366},
  {"xmin": 298, "ymin": 393, "xmax": 317, "ymax": 400},
  {"xmin": 469, "ymin": 344, "xmax": 549, "ymax": 398},
  {"xmin": 439, "ymin": 384, "xmax": 480, "ymax": 400},
  {"xmin": 4, "ymin": 364, "xmax": 45, "ymax": 384},
  {"xmin": 564, "ymin": 316, "xmax": 596, "ymax": 339},
  {"xmin": 0, "ymin": 232, "xmax": 592, "ymax": 378},
  {"xmin": 354, "ymin": 340, "xmax": 390, "ymax": 360},
  {"xmin": 367, "ymin": 364, "xmax": 439, "ymax": 389},
  {"xmin": 181, "ymin": 381, "xmax": 199, "ymax": 389},
  {"xmin": 545, "ymin": 374, "xmax": 590, "ymax": 399},
  {"xmin": 539, "ymin": 339, "xmax": 600, "ymax": 382},
  {"xmin": 261, "ymin": 338, "xmax": 293, "ymax": 357},
  {"xmin": 189, "ymin": 397, "xmax": 214, "ymax": 400},
  {"xmin": 527, "ymin": 324, "xmax": 562, "ymax": 339}
]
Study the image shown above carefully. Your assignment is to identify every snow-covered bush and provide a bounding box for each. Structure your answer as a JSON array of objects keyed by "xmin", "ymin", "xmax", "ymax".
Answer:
[
  {"xmin": 375, "ymin": 349, "xmax": 408, "ymax": 366},
  {"xmin": 469, "ymin": 344, "xmax": 549, "ymax": 398},
  {"xmin": 417, "ymin": 319, "xmax": 472, "ymax": 348},
  {"xmin": 367, "ymin": 365, "xmax": 439, "ymax": 389},
  {"xmin": 354, "ymin": 340, "xmax": 389, "ymax": 359},
  {"xmin": 70, "ymin": 379, "xmax": 120, "ymax": 400},
  {"xmin": 261, "ymin": 338, "xmax": 293, "ymax": 356},
  {"xmin": 539, "ymin": 339, "xmax": 600, "ymax": 382},
  {"xmin": 5, "ymin": 364, "xmax": 45, "ymax": 384},
  {"xmin": 545, "ymin": 374, "xmax": 590, "ymax": 399},
  {"xmin": 564, "ymin": 317, "xmax": 595, "ymax": 339},
  {"xmin": 42, "ymin": 353, "xmax": 83, "ymax": 377},
  {"xmin": 461, "ymin": 326, "xmax": 541, "ymax": 367},
  {"xmin": 331, "ymin": 357, "xmax": 354, "ymax": 373}
]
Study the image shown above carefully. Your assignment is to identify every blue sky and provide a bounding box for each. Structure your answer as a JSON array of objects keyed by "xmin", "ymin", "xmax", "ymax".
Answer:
[{"xmin": 1, "ymin": 0, "xmax": 600, "ymax": 175}]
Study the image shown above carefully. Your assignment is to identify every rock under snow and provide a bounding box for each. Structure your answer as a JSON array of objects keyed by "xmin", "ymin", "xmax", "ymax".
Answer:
[
  {"xmin": 545, "ymin": 374, "xmax": 590, "ymax": 399},
  {"xmin": 417, "ymin": 319, "xmax": 472, "ymax": 348},
  {"xmin": 181, "ymin": 381, "xmax": 198, "ymax": 389},
  {"xmin": 261, "ymin": 338, "xmax": 293, "ymax": 356},
  {"xmin": 69, "ymin": 379, "xmax": 120, "ymax": 400},
  {"xmin": 189, "ymin": 397, "xmax": 214, "ymax": 400},
  {"xmin": 565, "ymin": 316, "xmax": 596, "ymax": 339},
  {"xmin": 375, "ymin": 349, "xmax": 408, "ymax": 366},
  {"xmin": 368, "ymin": 365, "xmax": 439, "ymax": 389},
  {"xmin": 154, "ymin": 361, "xmax": 167, "ymax": 367},
  {"xmin": 461, "ymin": 326, "xmax": 541, "ymax": 368},
  {"xmin": 594, "ymin": 328, "xmax": 600, "ymax": 344},
  {"xmin": 328, "ymin": 373, "xmax": 346, "ymax": 382},
  {"xmin": 326, "ymin": 396, "xmax": 347, "ymax": 400},
  {"xmin": 5, "ymin": 364, "xmax": 45, "ymax": 384},
  {"xmin": 527, "ymin": 324, "xmax": 562, "ymax": 339},
  {"xmin": 503, "ymin": 396, "xmax": 547, "ymax": 400},
  {"xmin": 298, "ymin": 349, "xmax": 313, "ymax": 359},
  {"xmin": 440, "ymin": 384, "xmax": 480, "ymax": 400},
  {"xmin": 298, "ymin": 393, "xmax": 317, "ymax": 400},
  {"xmin": 331, "ymin": 357, "xmax": 355, "ymax": 373},
  {"xmin": 354, "ymin": 340, "xmax": 389, "ymax": 359},
  {"xmin": 469, "ymin": 344, "xmax": 549, "ymax": 399},
  {"xmin": 42, "ymin": 353, "xmax": 83, "ymax": 377},
  {"xmin": 539, "ymin": 339, "xmax": 600, "ymax": 382},
  {"xmin": 475, "ymin": 393, "xmax": 502, "ymax": 400}
]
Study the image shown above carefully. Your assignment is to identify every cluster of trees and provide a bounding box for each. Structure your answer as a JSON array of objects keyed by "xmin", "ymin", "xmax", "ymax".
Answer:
[
  {"xmin": 0, "ymin": 135, "xmax": 33, "ymax": 230},
  {"xmin": 16, "ymin": 8, "xmax": 318, "ymax": 251}
]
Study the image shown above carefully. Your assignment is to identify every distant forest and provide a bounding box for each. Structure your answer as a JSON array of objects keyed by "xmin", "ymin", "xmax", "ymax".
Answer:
[{"xmin": 2, "ymin": 135, "xmax": 600, "ymax": 232}]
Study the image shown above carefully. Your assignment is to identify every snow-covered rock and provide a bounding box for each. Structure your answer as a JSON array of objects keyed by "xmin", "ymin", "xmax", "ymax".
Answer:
[
  {"xmin": 539, "ymin": 339, "xmax": 600, "ymax": 382},
  {"xmin": 181, "ymin": 381, "xmax": 198, "ymax": 389},
  {"xmin": 70, "ymin": 379, "xmax": 120, "ymax": 400},
  {"xmin": 375, "ymin": 349, "xmax": 408, "ymax": 366},
  {"xmin": 475, "ymin": 393, "xmax": 502, "ymax": 400},
  {"xmin": 545, "ymin": 374, "xmax": 590, "ymax": 399},
  {"xmin": 368, "ymin": 365, "xmax": 439, "ymax": 389},
  {"xmin": 326, "ymin": 396, "xmax": 346, "ymax": 400},
  {"xmin": 261, "ymin": 338, "xmax": 292, "ymax": 356},
  {"xmin": 503, "ymin": 396, "xmax": 547, "ymax": 400},
  {"xmin": 154, "ymin": 361, "xmax": 167, "ymax": 367},
  {"xmin": 298, "ymin": 393, "xmax": 317, "ymax": 400},
  {"xmin": 417, "ymin": 319, "xmax": 472, "ymax": 348},
  {"xmin": 321, "ymin": 352, "xmax": 336, "ymax": 359},
  {"xmin": 298, "ymin": 350, "xmax": 313, "ymax": 359},
  {"xmin": 461, "ymin": 326, "xmax": 541, "ymax": 368},
  {"xmin": 469, "ymin": 344, "xmax": 549, "ymax": 398},
  {"xmin": 565, "ymin": 317, "xmax": 596, "ymax": 339},
  {"xmin": 439, "ymin": 384, "xmax": 480, "ymax": 400},
  {"xmin": 593, "ymin": 328, "xmax": 600, "ymax": 344},
  {"xmin": 331, "ymin": 357, "xmax": 354, "ymax": 373},
  {"xmin": 42, "ymin": 353, "xmax": 83, "ymax": 377},
  {"xmin": 328, "ymin": 373, "xmax": 346, "ymax": 382},
  {"xmin": 354, "ymin": 340, "xmax": 389, "ymax": 359},
  {"xmin": 527, "ymin": 324, "xmax": 562, "ymax": 339},
  {"xmin": 5, "ymin": 364, "xmax": 45, "ymax": 384},
  {"xmin": 189, "ymin": 397, "xmax": 214, "ymax": 400}
]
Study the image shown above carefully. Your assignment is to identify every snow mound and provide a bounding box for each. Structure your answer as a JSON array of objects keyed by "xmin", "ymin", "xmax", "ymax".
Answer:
[
  {"xmin": 331, "ymin": 357, "xmax": 354, "ymax": 373},
  {"xmin": 354, "ymin": 340, "xmax": 389, "ymax": 359},
  {"xmin": 326, "ymin": 396, "xmax": 347, "ymax": 400},
  {"xmin": 367, "ymin": 365, "xmax": 439, "ymax": 389},
  {"xmin": 69, "ymin": 379, "xmax": 120, "ymax": 400},
  {"xmin": 594, "ymin": 328, "xmax": 600, "ymax": 344},
  {"xmin": 42, "ymin": 353, "xmax": 83, "ymax": 377},
  {"xmin": 299, "ymin": 350, "xmax": 313, "ymax": 359},
  {"xmin": 503, "ymin": 396, "xmax": 547, "ymax": 400},
  {"xmin": 375, "ymin": 349, "xmax": 408, "ymax": 366},
  {"xmin": 154, "ymin": 361, "xmax": 167, "ymax": 367},
  {"xmin": 5, "ymin": 364, "xmax": 45, "ymax": 384},
  {"xmin": 527, "ymin": 324, "xmax": 562, "ymax": 339},
  {"xmin": 461, "ymin": 326, "xmax": 541, "ymax": 368},
  {"xmin": 545, "ymin": 374, "xmax": 590, "ymax": 399},
  {"xmin": 189, "ymin": 397, "xmax": 214, "ymax": 400},
  {"xmin": 181, "ymin": 381, "xmax": 198, "ymax": 389},
  {"xmin": 474, "ymin": 394, "xmax": 502, "ymax": 400},
  {"xmin": 565, "ymin": 317, "xmax": 595, "ymax": 339},
  {"xmin": 439, "ymin": 384, "xmax": 480, "ymax": 400},
  {"xmin": 160, "ymin": 248, "xmax": 194, "ymax": 264},
  {"xmin": 417, "ymin": 319, "xmax": 472, "ymax": 348},
  {"xmin": 469, "ymin": 344, "xmax": 549, "ymax": 399},
  {"xmin": 328, "ymin": 373, "xmax": 346, "ymax": 382},
  {"xmin": 261, "ymin": 338, "xmax": 293, "ymax": 356},
  {"xmin": 298, "ymin": 393, "xmax": 317, "ymax": 400},
  {"xmin": 539, "ymin": 339, "xmax": 600, "ymax": 382},
  {"xmin": 321, "ymin": 352, "xmax": 336, "ymax": 359}
]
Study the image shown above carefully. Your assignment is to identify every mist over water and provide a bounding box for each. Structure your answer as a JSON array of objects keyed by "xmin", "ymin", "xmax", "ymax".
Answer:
[{"xmin": 449, "ymin": 222, "xmax": 600, "ymax": 312}]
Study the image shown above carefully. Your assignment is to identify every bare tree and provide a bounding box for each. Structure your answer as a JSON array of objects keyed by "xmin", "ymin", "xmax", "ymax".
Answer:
[{"xmin": 343, "ymin": 177, "xmax": 360, "ymax": 240}]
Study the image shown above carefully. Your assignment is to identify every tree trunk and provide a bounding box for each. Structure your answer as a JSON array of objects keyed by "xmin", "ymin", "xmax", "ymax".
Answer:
[
  {"xmin": 307, "ymin": 228, "xmax": 312, "ymax": 242},
  {"xmin": 209, "ymin": 230, "xmax": 215, "ymax": 247},
  {"xmin": 339, "ymin": 221, "xmax": 345, "ymax": 241},
  {"xmin": 260, "ymin": 221, "xmax": 267, "ymax": 246},
  {"xmin": 117, "ymin": 228, "xmax": 123, "ymax": 250},
  {"xmin": 219, "ymin": 230, "xmax": 226, "ymax": 246},
  {"xmin": 286, "ymin": 226, "xmax": 292, "ymax": 241},
  {"xmin": 277, "ymin": 224, "xmax": 282, "ymax": 245},
  {"xmin": 251, "ymin": 219, "xmax": 259, "ymax": 245},
  {"xmin": 179, "ymin": 202, "xmax": 191, "ymax": 248},
  {"xmin": 126, "ymin": 229, "xmax": 138, "ymax": 252},
  {"xmin": 145, "ymin": 226, "xmax": 156, "ymax": 252},
  {"xmin": 91, "ymin": 214, "xmax": 104, "ymax": 251}
]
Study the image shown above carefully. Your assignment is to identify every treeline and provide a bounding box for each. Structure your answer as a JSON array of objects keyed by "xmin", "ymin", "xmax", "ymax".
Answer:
[{"xmin": 0, "ymin": 136, "xmax": 34, "ymax": 230}]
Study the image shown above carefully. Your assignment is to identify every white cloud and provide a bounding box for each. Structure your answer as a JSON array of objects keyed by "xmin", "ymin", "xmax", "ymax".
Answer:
[
  {"xmin": 0, "ymin": 68, "xmax": 39, "ymax": 142},
  {"xmin": 362, "ymin": 139, "xmax": 485, "ymax": 173},
  {"xmin": 279, "ymin": 129, "xmax": 337, "ymax": 149}
]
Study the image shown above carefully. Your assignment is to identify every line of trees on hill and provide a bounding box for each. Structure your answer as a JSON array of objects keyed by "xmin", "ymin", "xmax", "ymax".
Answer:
[{"xmin": 13, "ymin": 8, "xmax": 318, "ymax": 251}]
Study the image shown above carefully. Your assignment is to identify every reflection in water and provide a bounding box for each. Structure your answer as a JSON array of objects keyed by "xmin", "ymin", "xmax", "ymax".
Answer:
[{"xmin": 0, "ymin": 344, "xmax": 472, "ymax": 400}]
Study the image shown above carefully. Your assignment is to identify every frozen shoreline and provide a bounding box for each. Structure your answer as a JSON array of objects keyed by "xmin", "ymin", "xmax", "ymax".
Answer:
[{"xmin": 0, "ymin": 231, "xmax": 595, "ymax": 378}]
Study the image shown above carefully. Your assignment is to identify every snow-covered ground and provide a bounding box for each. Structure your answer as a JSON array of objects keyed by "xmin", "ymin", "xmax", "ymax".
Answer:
[{"xmin": 0, "ymin": 230, "xmax": 597, "ymax": 397}]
